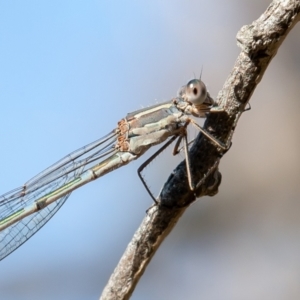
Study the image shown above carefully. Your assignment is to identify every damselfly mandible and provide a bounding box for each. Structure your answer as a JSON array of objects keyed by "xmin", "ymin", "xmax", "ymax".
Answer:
[{"xmin": 0, "ymin": 79, "xmax": 226, "ymax": 260}]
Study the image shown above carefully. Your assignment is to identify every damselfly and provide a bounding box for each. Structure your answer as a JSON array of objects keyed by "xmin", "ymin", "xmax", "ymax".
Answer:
[{"xmin": 0, "ymin": 79, "xmax": 226, "ymax": 260}]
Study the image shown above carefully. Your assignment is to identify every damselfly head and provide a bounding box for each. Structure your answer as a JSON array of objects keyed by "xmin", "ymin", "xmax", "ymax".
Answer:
[{"xmin": 184, "ymin": 79, "xmax": 207, "ymax": 105}]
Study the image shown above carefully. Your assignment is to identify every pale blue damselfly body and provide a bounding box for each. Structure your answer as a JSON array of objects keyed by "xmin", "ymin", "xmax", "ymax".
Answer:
[{"xmin": 0, "ymin": 79, "xmax": 225, "ymax": 260}]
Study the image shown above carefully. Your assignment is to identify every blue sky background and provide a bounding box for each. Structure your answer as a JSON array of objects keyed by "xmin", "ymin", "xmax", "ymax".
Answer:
[{"xmin": 1, "ymin": 1, "xmax": 300, "ymax": 299}]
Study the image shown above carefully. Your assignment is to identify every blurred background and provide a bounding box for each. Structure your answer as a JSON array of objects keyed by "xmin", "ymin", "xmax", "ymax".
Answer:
[{"xmin": 0, "ymin": 1, "xmax": 300, "ymax": 299}]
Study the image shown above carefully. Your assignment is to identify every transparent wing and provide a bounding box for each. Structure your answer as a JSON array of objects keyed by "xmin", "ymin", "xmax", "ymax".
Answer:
[{"xmin": 0, "ymin": 130, "xmax": 118, "ymax": 260}]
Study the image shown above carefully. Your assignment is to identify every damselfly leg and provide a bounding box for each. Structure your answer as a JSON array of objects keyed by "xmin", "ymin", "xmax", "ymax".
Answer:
[
  {"xmin": 137, "ymin": 135, "xmax": 178, "ymax": 203},
  {"xmin": 138, "ymin": 112, "xmax": 230, "ymax": 203}
]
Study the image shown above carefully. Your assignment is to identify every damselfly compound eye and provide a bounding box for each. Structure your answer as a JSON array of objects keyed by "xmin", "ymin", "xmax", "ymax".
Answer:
[{"xmin": 185, "ymin": 79, "xmax": 207, "ymax": 105}]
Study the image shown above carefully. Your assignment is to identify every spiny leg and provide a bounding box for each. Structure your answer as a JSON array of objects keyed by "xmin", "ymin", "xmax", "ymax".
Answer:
[
  {"xmin": 174, "ymin": 131, "xmax": 222, "ymax": 195},
  {"xmin": 182, "ymin": 132, "xmax": 195, "ymax": 191},
  {"xmin": 172, "ymin": 125, "xmax": 195, "ymax": 191},
  {"xmin": 172, "ymin": 135, "xmax": 183, "ymax": 155},
  {"xmin": 172, "ymin": 119, "xmax": 226, "ymax": 192},
  {"xmin": 138, "ymin": 135, "xmax": 178, "ymax": 203},
  {"xmin": 172, "ymin": 117, "xmax": 229, "ymax": 192},
  {"xmin": 174, "ymin": 115, "xmax": 229, "ymax": 154},
  {"xmin": 174, "ymin": 128, "xmax": 223, "ymax": 194},
  {"xmin": 190, "ymin": 119, "xmax": 229, "ymax": 150},
  {"xmin": 174, "ymin": 137, "xmax": 196, "ymax": 155},
  {"xmin": 139, "ymin": 118, "xmax": 228, "ymax": 202}
]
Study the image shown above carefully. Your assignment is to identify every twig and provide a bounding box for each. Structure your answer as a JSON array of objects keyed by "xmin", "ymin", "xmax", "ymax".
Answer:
[{"xmin": 100, "ymin": 1, "xmax": 300, "ymax": 299}]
